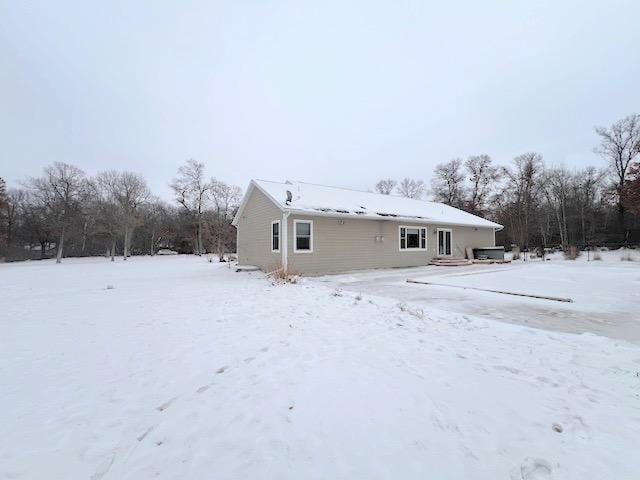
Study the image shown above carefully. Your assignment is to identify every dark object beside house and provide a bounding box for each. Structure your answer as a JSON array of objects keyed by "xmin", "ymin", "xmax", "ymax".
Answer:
[{"xmin": 473, "ymin": 246, "xmax": 505, "ymax": 260}]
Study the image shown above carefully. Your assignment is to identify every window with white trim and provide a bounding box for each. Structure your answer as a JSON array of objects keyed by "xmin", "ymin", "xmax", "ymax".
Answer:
[
  {"xmin": 399, "ymin": 226, "xmax": 427, "ymax": 250},
  {"xmin": 271, "ymin": 220, "xmax": 280, "ymax": 252},
  {"xmin": 294, "ymin": 220, "xmax": 313, "ymax": 252}
]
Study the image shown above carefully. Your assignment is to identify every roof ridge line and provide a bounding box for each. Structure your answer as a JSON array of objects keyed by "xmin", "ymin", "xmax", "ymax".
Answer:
[{"xmin": 282, "ymin": 179, "xmax": 441, "ymax": 205}]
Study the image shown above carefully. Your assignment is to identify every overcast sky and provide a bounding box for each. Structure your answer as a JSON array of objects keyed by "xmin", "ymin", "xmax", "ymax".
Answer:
[{"xmin": 1, "ymin": 0, "xmax": 639, "ymax": 199}]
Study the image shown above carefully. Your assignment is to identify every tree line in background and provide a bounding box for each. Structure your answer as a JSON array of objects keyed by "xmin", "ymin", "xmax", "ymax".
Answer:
[
  {"xmin": 374, "ymin": 114, "xmax": 640, "ymax": 250},
  {"xmin": 0, "ymin": 160, "xmax": 241, "ymax": 262},
  {"xmin": 1, "ymin": 114, "xmax": 639, "ymax": 261}
]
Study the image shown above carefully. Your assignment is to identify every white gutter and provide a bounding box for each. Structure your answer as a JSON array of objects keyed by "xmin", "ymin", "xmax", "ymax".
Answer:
[{"xmin": 282, "ymin": 211, "xmax": 290, "ymax": 272}]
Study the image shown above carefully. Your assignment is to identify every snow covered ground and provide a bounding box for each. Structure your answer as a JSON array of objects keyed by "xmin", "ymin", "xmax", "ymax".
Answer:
[{"xmin": 1, "ymin": 254, "xmax": 639, "ymax": 479}]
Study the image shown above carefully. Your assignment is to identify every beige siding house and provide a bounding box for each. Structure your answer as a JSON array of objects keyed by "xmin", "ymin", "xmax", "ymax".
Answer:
[{"xmin": 233, "ymin": 180, "xmax": 502, "ymax": 275}]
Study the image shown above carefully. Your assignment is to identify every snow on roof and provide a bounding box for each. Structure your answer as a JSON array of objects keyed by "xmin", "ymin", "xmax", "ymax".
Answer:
[{"xmin": 240, "ymin": 179, "xmax": 502, "ymax": 230}]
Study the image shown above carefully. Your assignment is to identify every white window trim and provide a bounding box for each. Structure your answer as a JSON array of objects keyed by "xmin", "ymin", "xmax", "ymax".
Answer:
[
  {"xmin": 437, "ymin": 228, "xmax": 453, "ymax": 256},
  {"xmin": 271, "ymin": 220, "xmax": 280, "ymax": 253},
  {"xmin": 293, "ymin": 219, "xmax": 314, "ymax": 253},
  {"xmin": 399, "ymin": 225, "xmax": 427, "ymax": 251}
]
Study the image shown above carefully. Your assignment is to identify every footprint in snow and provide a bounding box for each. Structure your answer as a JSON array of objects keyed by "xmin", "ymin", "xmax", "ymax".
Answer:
[
  {"xmin": 216, "ymin": 365, "xmax": 228, "ymax": 374},
  {"xmin": 90, "ymin": 449, "xmax": 118, "ymax": 480},
  {"xmin": 493, "ymin": 365, "xmax": 522, "ymax": 375},
  {"xmin": 156, "ymin": 397, "xmax": 178, "ymax": 412},
  {"xmin": 510, "ymin": 458, "xmax": 552, "ymax": 480},
  {"xmin": 136, "ymin": 425, "xmax": 155, "ymax": 442}
]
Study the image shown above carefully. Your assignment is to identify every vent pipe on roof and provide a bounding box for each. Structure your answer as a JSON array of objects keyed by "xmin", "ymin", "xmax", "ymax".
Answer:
[{"xmin": 286, "ymin": 190, "xmax": 292, "ymax": 204}]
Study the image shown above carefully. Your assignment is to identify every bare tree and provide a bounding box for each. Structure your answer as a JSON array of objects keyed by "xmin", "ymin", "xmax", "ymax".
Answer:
[
  {"xmin": 498, "ymin": 153, "xmax": 543, "ymax": 248},
  {"xmin": 140, "ymin": 199, "xmax": 173, "ymax": 255},
  {"xmin": 430, "ymin": 158, "xmax": 465, "ymax": 207},
  {"xmin": 94, "ymin": 182, "xmax": 122, "ymax": 261},
  {"xmin": 595, "ymin": 114, "xmax": 640, "ymax": 234},
  {"xmin": 97, "ymin": 171, "xmax": 150, "ymax": 260},
  {"xmin": 464, "ymin": 155, "xmax": 500, "ymax": 214},
  {"xmin": 573, "ymin": 167, "xmax": 605, "ymax": 245},
  {"xmin": 0, "ymin": 178, "xmax": 7, "ymax": 252},
  {"xmin": 76, "ymin": 180, "xmax": 100, "ymax": 255},
  {"xmin": 19, "ymin": 191, "xmax": 54, "ymax": 258},
  {"xmin": 170, "ymin": 160, "xmax": 210, "ymax": 255},
  {"xmin": 625, "ymin": 163, "xmax": 640, "ymax": 216},
  {"xmin": 26, "ymin": 162, "xmax": 86, "ymax": 263},
  {"xmin": 396, "ymin": 178, "xmax": 425, "ymax": 199},
  {"xmin": 3, "ymin": 188, "xmax": 25, "ymax": 252},
  {"xmin": 375, "ymin": 178, "xmax": 397, "ymax": 195},
  {"xmin": 540, "ymin": 167, "xmax": 572, "ymax": 250},
  {"xmin": 209, "ymin": 179, "xmax": 241, "ymax": 260}
]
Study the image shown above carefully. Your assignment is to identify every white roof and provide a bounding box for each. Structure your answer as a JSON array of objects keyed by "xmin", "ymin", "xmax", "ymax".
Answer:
[{"xmin": 234, "ymin": 180, "xmax": 502, "ymax": 230}]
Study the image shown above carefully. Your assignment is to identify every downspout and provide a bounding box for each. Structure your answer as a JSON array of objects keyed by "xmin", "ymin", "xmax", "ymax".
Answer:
[{"xmin": 282, "ymin": 211, "xmax": 290, "ymax": 272}]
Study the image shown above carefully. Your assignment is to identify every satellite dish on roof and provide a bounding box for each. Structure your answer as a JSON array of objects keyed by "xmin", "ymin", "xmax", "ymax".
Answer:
[{"xmin": 286, "ymin": 190, "xmax": 292, "ymax": 204}]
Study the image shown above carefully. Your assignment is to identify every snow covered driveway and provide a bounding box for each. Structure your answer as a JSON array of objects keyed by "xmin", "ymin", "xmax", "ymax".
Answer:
[
  {"xmin": 1, "ymin": 256, "xmax": 639, "ymax": 479},
  {"xmin": 314, "ymin": 251, "xmax": 640, "ymax": 341}
]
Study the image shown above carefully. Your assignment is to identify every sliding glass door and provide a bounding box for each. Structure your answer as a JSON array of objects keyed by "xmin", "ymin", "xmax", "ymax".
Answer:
[{"xmin": 437, "ymin": 229, "xmax": 452, "ymax": 256}]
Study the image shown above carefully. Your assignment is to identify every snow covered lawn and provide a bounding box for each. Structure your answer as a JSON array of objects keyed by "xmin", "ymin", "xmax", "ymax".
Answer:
[{"xmin": 1, "ymin": 255, "xmax": 639, "ymax": 479}]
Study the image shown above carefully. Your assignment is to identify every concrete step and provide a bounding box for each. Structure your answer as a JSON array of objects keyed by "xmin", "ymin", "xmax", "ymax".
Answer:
[{"xmin": 430, "ymin": 257, "xmax": 472, "ymax": 266}]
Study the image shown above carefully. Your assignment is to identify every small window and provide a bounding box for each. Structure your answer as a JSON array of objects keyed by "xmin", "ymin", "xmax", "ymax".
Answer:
[
  {"xmin": 399, "ymin": 226, "xmax": 427, "ymax": 251},
  {"xmin": 271, "ymin": 220, "xmax": 280, "ymax": 252},
  {"xmin": 294, "ymin": 220, "xmax": 313, "ymax": 253}
]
